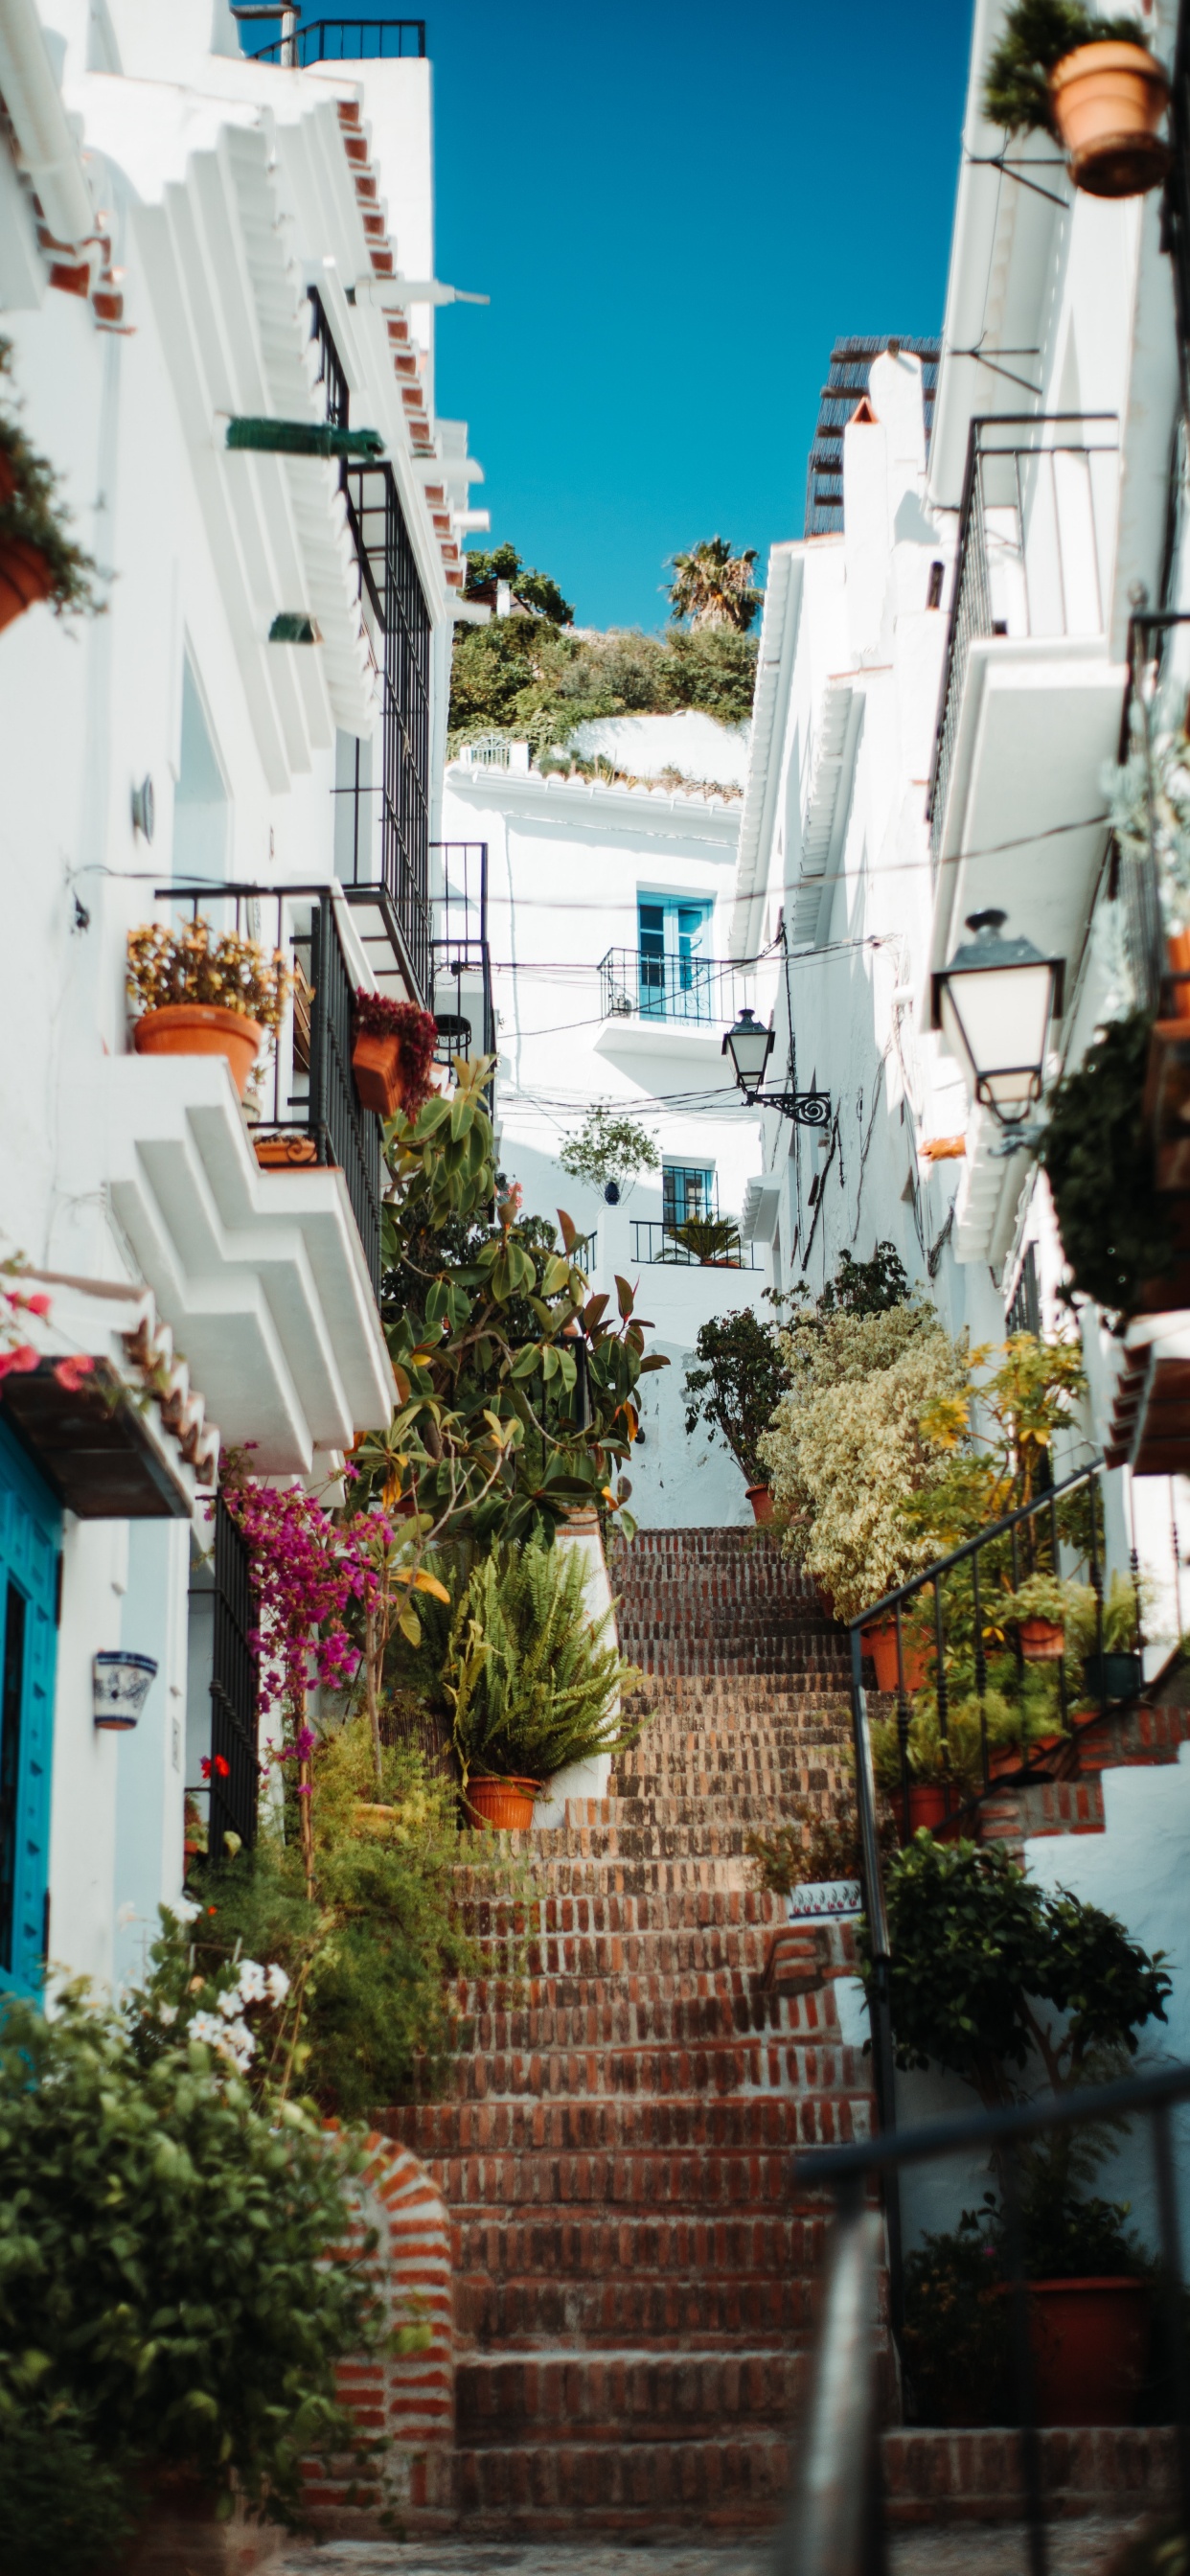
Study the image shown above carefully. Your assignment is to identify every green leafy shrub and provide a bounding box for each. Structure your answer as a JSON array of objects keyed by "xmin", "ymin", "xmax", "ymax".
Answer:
[
  {"xmin": 0, "ymin": 2402, "xmax": 135, "ymax": 2574},
  {"xmin": 559, "ymin": 1107, "xmax": 660, "ymax": 1195},
  {"xmin": 0, "ymin": 1981, "xmax": 379, "ymax": 2557},
  {"xmin": 448, "ymin": 616, "xmax": 757, "ymax": 750},
  {"xmin": 1041, "ymin": 1012, "xmax": 1172, "ymax": 1317},
  {"xmin": 683, "ymin": 1305, "xmax": 790, "ymax": 1486},
  {"xmin": 903, "ymin": 2207, "xmax": 1013, "ymax": 2425}
]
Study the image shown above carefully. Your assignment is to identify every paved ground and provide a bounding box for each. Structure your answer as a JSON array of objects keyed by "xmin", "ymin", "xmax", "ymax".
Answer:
[{"xmin": 277, "ymin": 2525, "xmax": 1153, "ymax": 2576}]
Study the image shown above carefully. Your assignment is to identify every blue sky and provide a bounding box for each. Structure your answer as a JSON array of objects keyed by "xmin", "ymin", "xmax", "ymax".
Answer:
[{"xmin": 252, "ymin": 5, "xmax": 975, "ymax": 629}]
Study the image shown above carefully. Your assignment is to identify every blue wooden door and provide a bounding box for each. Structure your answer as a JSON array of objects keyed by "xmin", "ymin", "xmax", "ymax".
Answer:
[{"xmin": 0, "ymin": 1420, "xmax": 61, "ymax": 1996}]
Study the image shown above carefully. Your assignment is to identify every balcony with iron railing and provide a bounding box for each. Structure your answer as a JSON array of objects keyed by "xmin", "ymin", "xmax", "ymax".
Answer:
[
  {"xmin": 599, "ymin": 948, "xmax": 755, "ymax": 1031},
  {"xmin": 430, "ymin": 841, "xmax": 494, "ymax": 1070},
  {"xmin": 105, "ymin": 886, "xmax": 395, "ymax": 1477},
  {"xmin": 241, "ymin": 14, "xmax": 425, "ymax": 63}
]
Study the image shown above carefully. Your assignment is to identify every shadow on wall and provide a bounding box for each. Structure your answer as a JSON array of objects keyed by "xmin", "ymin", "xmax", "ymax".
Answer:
[{"xmin": 630, "ymin": 1335, "xmax": 751, "ymax": 1530}]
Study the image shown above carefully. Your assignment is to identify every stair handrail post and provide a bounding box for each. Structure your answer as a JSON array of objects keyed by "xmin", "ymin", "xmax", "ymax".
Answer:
[{"xmin": 848, "ymin": 1624, "xmax": 904, "ymax": 2340}]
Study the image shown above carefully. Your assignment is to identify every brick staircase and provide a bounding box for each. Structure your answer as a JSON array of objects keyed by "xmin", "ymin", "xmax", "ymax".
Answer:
[{"xmin": 382, "ymin": 1527, "xmax": 869, "ymax": 2533}]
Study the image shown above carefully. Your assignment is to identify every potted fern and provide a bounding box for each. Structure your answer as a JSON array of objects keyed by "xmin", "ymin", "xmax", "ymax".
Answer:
[
  {"xmin": 984, "ymin": 1, "xmax": 1170, "ymax": 197},
  {"xmin": 126, "ymin": 920, "xmax": 291, "ymax": 1100},
  {"xmin": 434, "ymin": 1540, "xmax": 644, "ymax": 1828}
]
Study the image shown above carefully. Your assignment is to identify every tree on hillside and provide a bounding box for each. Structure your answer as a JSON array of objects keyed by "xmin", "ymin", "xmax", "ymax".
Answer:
[
  {"xmin": 666, "ymin": 536, "xmax": 762, "ymax": 634},
  {"xmin": 464, "ymin": 541, "xmax": 574, "ymax": 628},
  {"xmin": 447, "ymin": 618, "xmax": 757, "ymax": 749}
]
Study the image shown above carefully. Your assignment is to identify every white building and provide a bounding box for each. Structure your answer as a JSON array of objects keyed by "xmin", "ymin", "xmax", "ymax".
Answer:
[
  {"xmin": 441, "ymin": 709, "xmax": 773, "ymax": 1525},
  {"xmin": 0, "ymin": 0, "xmax": 476, "ymax": 1993}
]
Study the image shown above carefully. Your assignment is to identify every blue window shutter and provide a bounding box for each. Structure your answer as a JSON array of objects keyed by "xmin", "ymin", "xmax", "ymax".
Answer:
[{"xmin": 0, "ymin": 1420, "xmax": 61, "ymax": 1998}]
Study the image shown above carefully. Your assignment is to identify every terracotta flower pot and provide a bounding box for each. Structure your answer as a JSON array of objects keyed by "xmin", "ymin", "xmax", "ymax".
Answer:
[
  {"xmin": 905, "ymin": 1781, "xmax": 952, "ymax": 1833},
  {"xmin": 1050, "ymin": 41, "xmax": 1170, "ymax": 198},
  {"xmin": 351, "ymin": 1029, "xmax": 401, "ymax": 1116},
  {"xmin": 0, "ymin": 534, "xmax": 54, "ymax": 633},
  {"xmin": 133, "ymin": 1003, "xmax": 263, "ymax": 1100},
  {"xmin": 745, "ymin": 1483, "xmax": 773, "ymax": 1525},
  {"xmin": 253, "ymin": 1132, "xmax": 318, "ymax": 1169},
  {"xmin": 466, "ymin": 1775, "xmax": 540, "ymax": 1831},
  {"xmin": 860, "ymin": 1619, "xmax": 929, "ymax": 1695},
  {"xmin": 1026, "ymin": 2278, "xmax": 1151, "ymax": 2426},
  {"xmin": 1168, "ymin": 929, "xmax": 1190, "ymax": 1024},
  {"xmin": 1018, "ymin": 1616, "xmax": 1065, "ymax": 1664}
]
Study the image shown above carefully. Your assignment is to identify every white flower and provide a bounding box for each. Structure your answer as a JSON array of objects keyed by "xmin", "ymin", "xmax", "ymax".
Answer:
[
  {"xmin": 156, "ymin": 2002, "xmax": 178, "ymax": 2027},
  {"xmin": 167, "ymin": 1898, "xmax": 201, "ymax": 1925},
  {"xmin": 220, "ymin": 2017, "xmax": 257, "ymax": 2069},
  {"xmin": 236, "ymin": 1959, "xmax": 266, "ymax": 2004},
  {"xmin": 189, "ymin": 2011, "xmax": 224, "ymax": 2047},
  {"xmin": 217, "ymin": 1986, "xmax": 243, "ymax": 2020},
  {"xmin": 116, "ymin": 1901, "xmax": 138, "ymax": 1929},
  {"xmin": 265, "ymin": 1963, "xmax": 290, "ymax": 2007}
]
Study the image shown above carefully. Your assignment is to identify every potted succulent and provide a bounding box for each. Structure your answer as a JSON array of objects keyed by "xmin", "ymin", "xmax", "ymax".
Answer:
[
  {"xmin": 126, "ymin": 920, "xmax": 291, "ymax": 1100},
  {"xmin": 1000, "ymin": 1569, "xmax": 1079, "ymax": 1662},
  {"xmin": 0, "ymin": 336, "xmax": 101, "ymax": 632},
  {"xmin": 682, "ymin": 1306, "xmax": 789, "ymax": 1519},
  {"xmin": 351, "ymin": 992, "xmax": 439, "ymax": 1119},
  {"xmin": 984, "ymin": 1, "xmax": 1170, "ymax": 198}
]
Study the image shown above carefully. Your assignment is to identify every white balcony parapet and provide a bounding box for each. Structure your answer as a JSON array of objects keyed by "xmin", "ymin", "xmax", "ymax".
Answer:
[{"xmin": 103, "ymin": 1056, "xmax": 395, "ymax": 1478}]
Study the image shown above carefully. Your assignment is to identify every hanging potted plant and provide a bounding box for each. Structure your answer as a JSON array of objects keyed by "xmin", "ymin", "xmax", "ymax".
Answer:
[
  {"xmin": 1041, "ymin": 1011, "xmax": 1181, "ymax": 1318},
  {"xmin": 0, "ymin": 337, "xmax": 102, "ymax": 632},
  {"xmin": 126, "ymin": 920, "xmax": 292, "ymax": 1100},
  {"xmin": 983, "ymin": 1, "xmax": 1170, "ymax": 198},
  {"xmin": 351, "ymin": 992, "xmax": 439, "ymax": 1118}
]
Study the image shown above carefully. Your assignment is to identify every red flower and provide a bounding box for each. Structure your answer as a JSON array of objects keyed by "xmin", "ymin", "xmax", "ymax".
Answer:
[
  {"xmin": 199, "ymin": 1754, "xmax": 231, "ymax": 1779},
  {"xmin": 0, "ymin": 1345, "xmax": 39, "ymax": 1380},
  {"xmin": 52, "ymin": 1355, "xmax": 95, "ymax": 1392}
]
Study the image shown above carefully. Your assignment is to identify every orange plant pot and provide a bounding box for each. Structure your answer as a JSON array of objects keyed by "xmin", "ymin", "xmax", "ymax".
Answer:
[
  {"xmin": 861, "ymin": 1619, "xmax": 929, "ymax": 1694},
  {"xmin": 1026, "ymin": 2279, "xmax": 1151, "ymax": 2426},
  {"xmin": 466, "ymin": 1775, "xmax": 540, "ymax": 1831},
  {"xmin": 1050, "ymin": 42, "xmax": 1170, "ymax": 197},
  {"xmin": 351, "ymin": 1029, "xmax": 401, "ymax": 1116},
  {"xmin": 133, "ymin": 1003, "xmax": 263, "ymax": 1100},
  {"xmin": 745, "ymin": 1483, "xmax": 773, "ymax": 1525},
  {"xmin": 0, "ymin": 535, "xmax": 53, "ymax": 633},
  {"xmin": 254, "ymin": 1132, "xmax": 318, "ymax": 1169},
  {"xmin": 1168, "ymin": 930, "xmax": 1190, "ymax": 1024},
  {"xmin": 1018, "ymin": 1617, "xmax": 1065, "ymax": 1664},
  {"xmin": 904, "ymin": 1782, "xmax": 951, "ymax": 1833}
]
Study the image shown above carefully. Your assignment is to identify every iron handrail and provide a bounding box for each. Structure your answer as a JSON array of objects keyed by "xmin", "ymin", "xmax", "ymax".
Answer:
[
  {"xmin": 783, "ymin": 2059, "xmax": 1190, "ymax": 2576},
  {"xmin": 250, "ymin": 17, "xmax": 425, "ymax": 61}
]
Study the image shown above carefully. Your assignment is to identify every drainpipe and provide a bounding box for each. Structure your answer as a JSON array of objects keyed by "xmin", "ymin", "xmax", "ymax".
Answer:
[{"xmin": 0, "ymin": 0, "xmax": 93, "ymax": 251}]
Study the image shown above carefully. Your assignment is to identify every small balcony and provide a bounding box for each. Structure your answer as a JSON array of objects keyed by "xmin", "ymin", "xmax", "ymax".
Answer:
[
  {"xmin": 105, "ymin": 886, "xmax": 395, "ymax": 1477},
  {"xmin": 247, "ymin": 17, "xmax": 426, "ymax": 63},
  {"xmin": 927, "ymin": 415, "xmax": 1126, "ymax": 977},
  {"xmin": 600, "ymin": 948, "xmax": 753, "ymax": 1027},
  {"xmin": 431, "ymin": 841, "xmax": 494, "ymax": 1071},
  {"xmin": 630, "ymin": 1219, "xmax": 760, "ymax": 1271}
]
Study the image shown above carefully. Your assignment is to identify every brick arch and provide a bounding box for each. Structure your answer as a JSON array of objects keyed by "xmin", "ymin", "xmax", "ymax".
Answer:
[{"xmin": 305, "ymin": 2133, "xmax": 456, "ymax": 2534}]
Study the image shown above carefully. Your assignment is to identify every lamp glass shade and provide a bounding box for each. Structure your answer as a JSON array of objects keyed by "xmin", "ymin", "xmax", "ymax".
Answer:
[
  {"xmin": 935, "ymin": 913, "xmax": 1062, "ymax": 1125},
  {"xmin": 722, "ymin": 1008, "xmax": 773, "ymax": 1098}
]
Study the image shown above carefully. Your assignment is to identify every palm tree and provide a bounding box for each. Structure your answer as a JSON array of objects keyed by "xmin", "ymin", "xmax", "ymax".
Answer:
[{"xmin": 665, "ymin": 536, "xmax": 762, "ymax": 633}]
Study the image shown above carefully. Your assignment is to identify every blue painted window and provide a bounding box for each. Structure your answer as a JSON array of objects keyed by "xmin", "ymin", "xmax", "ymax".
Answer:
[
  {"xmin": 663, "ymin": 1165, "xmax": 716, "ymax": 1229},
  {"xmin": 637, "ymin": 896, "xmax": 713, "ymax": 1020},
  {"xmin": 0, "ymin": 1422, "xmax": 60, "ymax": 1997}
]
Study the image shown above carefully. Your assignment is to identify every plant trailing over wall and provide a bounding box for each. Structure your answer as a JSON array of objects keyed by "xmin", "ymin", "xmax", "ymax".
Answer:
[
  {"xmin": 1041, "ymin": 1010, "xmax": 1172, "ymax": 1317},
  {"xmin": 127, "ymin": 919, "xmax": 292, "ymax": 1030},
  {"xmin": 0, "ymin": 1966, "xmax": 382, "ymax": 2564},
  {"xmin": 983, "ymin": 0, "xmax": 1150, "ymax": 137},
  {"xmin": 352, "ymin": 990, "xmax": 439, "ymax": 1116},
  {"xmin": 393, "ymin": 1537, "xmax": 643, "ymax": 1792},
  {"xmin": 665, "ymin": 535, "xmax": 763, "ymax": 633},
  {"xmin": 683, "ymin": 1305, "xmax": 789, "ymax": 1487},
  {"xmin": 0, "ymin": 335, "xmax": 102, "ymax": 620},
  {"xmin": 448, "ymin": 615, "xmax": 758, "ymax": 750},
  {"xmin": 357, "ymin": 1056, "xmax": 665, "ymax": 1550},
  {"xmin": 559, "ymin": 1106, "xmax": 660, "ymax": 1199}
]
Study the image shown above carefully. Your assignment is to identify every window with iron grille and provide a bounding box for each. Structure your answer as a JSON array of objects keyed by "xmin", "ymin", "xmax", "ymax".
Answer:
[
  {"xmin": 342, "ymin": 463, "xmax": 432, "ymax": 1003},
  {"xmin": 208, "ymin": 1495, "xmax": 261, "ymax": 1862}
]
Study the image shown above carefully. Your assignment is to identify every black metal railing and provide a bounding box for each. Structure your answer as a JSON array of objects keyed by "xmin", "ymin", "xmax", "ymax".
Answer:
[
  {"xmin": 430, "ymin": 841, "xmax": 494, "ymax": 1062},
  {"xmin": 341, "ymin": 464, "xmax": 431, "ymax": 1004},
  {"xmin": 927, "ymin": 414, "xmax": 1119, "ymax": 862},
  {"xmin": 630, "ymin": 1218, "xmax": 760, "ymax": 1270},
  {"xmin": 789, "ymin": 2061, "xmax": 1190, "ymax": 2574},
  {"xmin": 207, "ymin": 1493, "xmax": 261, "ymax": 1863},
  {"xmin": 309, "ymin": 287, "xmax": 348, "ymax": 431},
  {"xmin": 251, "ymin": 17, "xmax": 425, "ymax": 62},
  {"xmin": 162, "ymin": 883, "xmax": 383, "ymax": 1299},
  {"xmin": 599, "ymin": 946, "xmax": 754, "ymax": 1027}
]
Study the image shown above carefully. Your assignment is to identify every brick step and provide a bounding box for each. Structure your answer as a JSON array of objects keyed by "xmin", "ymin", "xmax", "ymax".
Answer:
[
  {"xmin": 623, "ymin": 1688, "xmax": 851, "ymax": 1714},
  {"xmin": 452, "ymin": 2208, "xmax": 828, "ymax": 2277},
  {"xmin": 444, "ymin": 2034, "xmax": 862, "ymax": 2104},
  {"xmin": 459, "ymin": 1988, "xmax": 836, "ymax": 2049},
  {"xmin": 467, "ymin": 1932, "xmax": 782, "ymax": 1984},
  {"xmin": 378, "ymin": 2140, "xmax": 858, "ymax": 2208},
  {"xmin": 391, "ymin": 2081, "xmax": 865, "ymax": 2163},
  {"xmin": 457, "ymin": 1861, "xmax": 768, "ymax": 1908},
  {"xmin": 456, "ymin": 2349, "xmax": 803, "ymax": 2444},
  {"xmin": 452, "ymin": 2432, "xmax": 791, "ymax": 2524},
  {"xmin": 528, "ymin": 1818, "xmax": 832, "ymax": 1860},
  {"xmin": 456, "ymin": 2267, "xmax": 815, "ymax": 2347}
]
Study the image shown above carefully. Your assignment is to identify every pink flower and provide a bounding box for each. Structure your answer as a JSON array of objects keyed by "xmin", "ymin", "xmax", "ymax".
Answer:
[
  {"xmin": 52, "ymin": 1355, "xmax": 95, "ymax": 1392},
  {"xmin": 24, "ymin": 1293, "xmax": 51, "ymax": 1319},
  {"xmin": 0, "ymin": 1345, "xmax": 40, "ymax": 1379}
]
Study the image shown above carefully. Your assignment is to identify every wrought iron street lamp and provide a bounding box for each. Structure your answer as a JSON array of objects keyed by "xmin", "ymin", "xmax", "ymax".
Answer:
[
  {"xmin": 931, "ymin": 909, "xmax": 1064, "ymax": 1133},
  {"xmin": 721, "ymin": 1008, "xmax": 832, "ymax": 1129}
]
